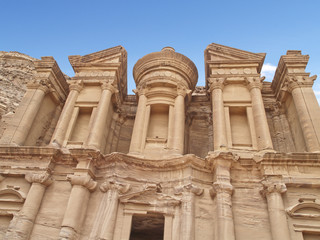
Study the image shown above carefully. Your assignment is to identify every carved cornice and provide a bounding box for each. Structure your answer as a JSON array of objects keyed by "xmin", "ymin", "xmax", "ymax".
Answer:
[
  {"xmin": 208, "ymin": 77, "xmax": 226, "ymax": 91},
  {"xmin": 25, "ymin": 172, "xmax": 53, "ymax": 187},
  {"xmin": 245, "ymin": 76, "xmax": 265, "ymax": 91},
  {"xmin": 100, "ymin": 180, "xmax": 130, "ymax": 194},
  {"xmin": 67, "ymin": 175, "xmax": 97, "ymax": 192},
  {"xmin": 210, "ymin": 182, "xmax": 234, "ymax": 198},
  {"xmin": 33, "ymin": 56, "xmax": 69, "ymax": 100}
]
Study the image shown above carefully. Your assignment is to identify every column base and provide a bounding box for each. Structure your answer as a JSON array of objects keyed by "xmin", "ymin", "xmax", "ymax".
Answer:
[{"xmin": 59, "ymin": 226, "xmax": 78, "ymax": 240}]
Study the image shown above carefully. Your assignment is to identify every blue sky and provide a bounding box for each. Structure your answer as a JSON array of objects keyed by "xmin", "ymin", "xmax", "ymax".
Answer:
[{"xmin": 1, "ymin": 0, "xmax": 319, "ymax": 102}]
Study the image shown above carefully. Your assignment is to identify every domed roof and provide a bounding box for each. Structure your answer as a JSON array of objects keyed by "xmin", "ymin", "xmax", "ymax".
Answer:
[{"xmin": 133, "ymin": 47, "xmax": 198, "ymax": 90}]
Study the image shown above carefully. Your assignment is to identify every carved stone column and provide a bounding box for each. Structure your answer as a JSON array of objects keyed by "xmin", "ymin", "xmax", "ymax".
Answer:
[
  {"xmin": 60, "ymin": 175, "xmax": 97, "ymax": 240},
  {"xmin": 286, "ymin": 75, "xmax": 320, "ymax": 152},
  {"xmin": 50, "ymin": 81, "xmax": 83, "ymax": 147},
  {"xmin": 174, "ymin": 183, "xmax": 203, "ymax": 240},
  {"xmin": 210, "ymin": 157, "xmax": 235, "ymax": 240},
  {"xmin": 5, "ymin": 172, "xmax": 53, "ymax": 240},
  {"xmin": 173, "ymin": 85, "xmax": 188, "ymax": 154},
  {"xmin": 129, "ymin": 86, "xmax": 148, "ymax": 154},
  {"xmin": 246, "ymin": 77, "xmax": 273, "ymax": 150},
  {"xmin": 261, "ymin": 179, "xmax": 290, "ymax": 240},
  {"xmin": 11, "ymin": 82, "xmax": 49, "ymax": 145},
  {"xmin": 86, "ymin": 82, "xmax": 117, "ymax": 150},
  {"xmin": 89, "ymin": 180, "xmax": 130, "ymax": 240},
  {"xmin": 208, "ymin": 78, "xmax": 228, "ymax": 151}
]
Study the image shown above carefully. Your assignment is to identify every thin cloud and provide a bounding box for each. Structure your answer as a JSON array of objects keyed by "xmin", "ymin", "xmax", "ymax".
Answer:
[{"xmin": 261, "ymin": 63, "xmax": 277, "ymax": 82}]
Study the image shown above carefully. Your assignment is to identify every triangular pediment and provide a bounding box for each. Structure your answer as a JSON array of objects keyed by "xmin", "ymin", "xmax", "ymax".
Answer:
[
  {"xmin": 205, "ymin": 43, "xmax": 266, "ymax": 62},
  {"xmin": 120, "ymin": 189, "xmax": 181, "ymax": 207},
  {"xmin": 69, "ymin": 46, "xmax": 126, "ymax": 67}
]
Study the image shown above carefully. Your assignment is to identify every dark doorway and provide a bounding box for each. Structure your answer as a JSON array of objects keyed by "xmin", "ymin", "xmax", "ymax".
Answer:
[{"xmin": 129, "ymin": 212, "xmax": 164, "ymax": 240}]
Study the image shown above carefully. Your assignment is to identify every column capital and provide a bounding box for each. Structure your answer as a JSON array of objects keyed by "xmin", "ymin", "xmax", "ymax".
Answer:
[
  {"xmin": 69, "ymin": 80, "xmax": 84, "ymax": 92},
  {"xmin": 210, "ymin": 182, "xmax": 234, "ymax": 198},
  {"xmin": 176, "ymin": 84, "xmax": 190, "ymax": 97},
  {"xmin": 25, "ymin": 172, "xmax": 53, "ymax": 187},
  {"xmin": 208, "ymin": 77, "xmax": 226, "ymax": 91},
  {"xmin": 245, "ymin": 76, "xmax": 265, "ymax": 91},
  {"xmin": 174, "ymin": 183, "xmax": 204, "ymax": 196},
  {"xmin": 269, "ymin": 103, "xmax": 284, "ymax": 118},
  {"xmin": 284, "ymin": 75, "xmax": 317, "ymax": 93},
  {"xmin": 101, "ymin": 81, "xmax": 118, "ymax": 93},
  {"xmin": 67, "ymin": 174, "xmax": 97, "ymax": 192},
  {"xmin": 27, "ymin": 79, "xmax": 51, "ymax": 93},
  {"xmin": 100, "ymin": 180, "xmax": 131, "ymax": 194},
  {"xmin": 261, "ymin": 180, "xmax": 287, "ymax": 197},
  {"xmin": 133, "ymin": 83, "xmax": 150, "ymax": 96}
]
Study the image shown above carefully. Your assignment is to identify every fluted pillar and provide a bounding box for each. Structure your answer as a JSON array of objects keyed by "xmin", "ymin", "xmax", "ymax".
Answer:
[
  {"xmin": 11, "ymin": 83, "xmax": 49, "ymax": 145},
  {"xmin": 50, "ymin": 81, "xmax": 83, "ymax": 147},
  {"xmin": 261, "ymin": 179, "xmax": 290, "ymax": 240},
  {"xmin": 86, "ymin": 82, "xmax": 117, "ymax": 150},
  {"xmin": 208, "ymin": 78, "xmax": 228, "ymax": 151},
  {"xmin": 5, "ymin": 172, "xmax": 52, "ymax": 240},
  {"xmin": 174, "ymin": 184, "xmax": 203, "ymax": 240},
  {"xmin": 246, "ymin": 77, "xmax": 273, "ymax": 150},
  {"xmin": 129, "ymin": 86, "xmax": 148, "ymax": 154},
  {"xmin": 286, "ymin": 75, "xmax": 320, "ymax": 152},
  {"xmin": 60, "ymin": 175, "xmax": 97, "ymax": 240},
  {"xmin": 173, "ymin": 86, "xmax": 187, "ymax": 154},
  {"xmin": 210, "ymin": 158, "xmax": 235, "ymax": 240},
  {"xmin": 89, "ymin": 180, "xmax": 130, "ymax": 240}
]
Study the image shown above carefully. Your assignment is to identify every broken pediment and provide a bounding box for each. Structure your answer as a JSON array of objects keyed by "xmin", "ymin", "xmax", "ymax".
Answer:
[
  {"xmin": 120, "ymin": 189, "xmax": 181, "ymax": 207},
  {"xmin": 287, "ymin": 198, "xmax": 320, "ymax": 220},
  {"xmin": 69, "ymin": 46, "xmax": 126, "ymax": 66},
  {"xmin": 204, "ymin": 43, "xmax": 266, "ymax": 78},
  {"xmin": 68, "ymin": 45, "xmax": 127, "ymax": 81},
  {"xmin": 0, "ymin": 188, "xmax": 26, "ymax": 203},
  {"xmin": 205, "ymin": 43, "xmax": 265, "ymax": 62}
]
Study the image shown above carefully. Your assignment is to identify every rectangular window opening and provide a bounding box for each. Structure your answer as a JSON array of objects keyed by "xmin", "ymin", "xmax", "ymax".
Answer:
[{"xmin": 129, "ymin": 212, "xmax": 164, "ymax": 240}]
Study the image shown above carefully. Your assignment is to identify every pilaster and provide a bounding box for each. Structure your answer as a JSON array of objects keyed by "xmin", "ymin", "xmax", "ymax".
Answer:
[
  {"xmin": 89, "ymin": 180, "xmax": 130, "ymax": 240},
  {"xmin": 50, "ymin": 80, "xmax": 84, "ymax": 147},
  {"xmin": 208, "ymin": 153, "xmax": 236, "ymax": 240},
  {"xmin": 5, "ymin": 172, "xmax": 53, "ymax": 240},
  {"xmin": 245, "ymin": 76, "xmax": 273, "ymax": 151},
  {"xmin": 284, "ymin": 75, "xmax": 320, "ymax": 152},
  {"xmin": 60, "ymin": 174, "xmax": 97, "ymax": 240},
  {"xmin": 261, "ymin": 177, "xmax": 291, "ymax": 240},
  {"xmin": 174, "ymin": 183, "xmax": 203, "ymax": 240},
  {"xmin": 129, "ymin": 85, "xmax": 149, "ymax": 155},
  {"xmin": 208, "ymin": 77, "xmax": 228, "ymax": 151},
  {"xmin": 85, "ymin": 81, "xmax": 118, "ymax": 150}
]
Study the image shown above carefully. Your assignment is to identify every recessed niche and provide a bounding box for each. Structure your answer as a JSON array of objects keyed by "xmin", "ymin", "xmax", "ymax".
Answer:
[
  {"xmin": 70, "ymin": 107, "xmax": 93, "ymax": 143},
  {"xmin": 229, "ymin": 107, "xmax": 252, "ymax": 147},
  {"xmin": 147, "ymin": 104, "xmax": 169, "ymax": 141}
]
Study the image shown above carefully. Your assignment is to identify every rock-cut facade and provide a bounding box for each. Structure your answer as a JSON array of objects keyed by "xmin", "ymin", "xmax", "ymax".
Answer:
[{"xmin": 0, "ymin": 44, "xmax": 320, "ymax": 240}]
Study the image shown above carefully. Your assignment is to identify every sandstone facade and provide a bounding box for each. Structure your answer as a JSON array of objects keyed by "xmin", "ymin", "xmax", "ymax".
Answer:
[{"xmin": 0, "ymin": 44, "xmax": 320, "ymax": 240}]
